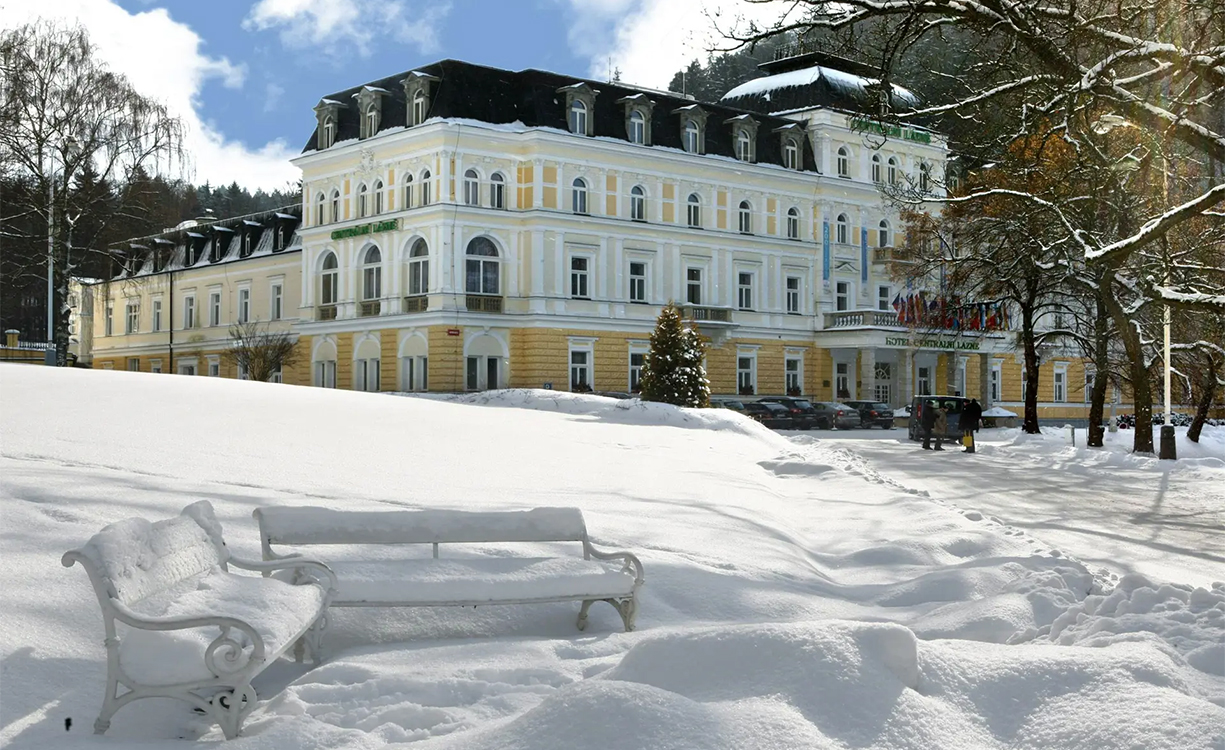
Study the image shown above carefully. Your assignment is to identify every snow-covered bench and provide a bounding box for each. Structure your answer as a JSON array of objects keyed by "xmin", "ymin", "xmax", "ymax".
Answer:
[
  {"xmin": 253, "ymin": 506, "xmax": 644, "ymax": 633},
  {"xmin": 63, "ymin": 501, "xmax": 337, "ymax": 740}
]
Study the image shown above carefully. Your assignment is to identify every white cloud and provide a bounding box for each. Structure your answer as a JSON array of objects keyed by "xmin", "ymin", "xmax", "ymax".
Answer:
[
  {"xmin": 244, "ymin": 0, "xmax": 451, "ymax": 57},
  {"xmin": 2, "ymin": 0, "xmax": 300, "ymax": 191},
  {"xmin": 563, "ymin": 0, "xmax": 790, "ymax": 91}
]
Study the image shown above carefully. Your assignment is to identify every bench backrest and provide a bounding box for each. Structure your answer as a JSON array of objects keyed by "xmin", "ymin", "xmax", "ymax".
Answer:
[
  {"xmin": 63, "ymin": 501, "xmax": 228, "ymax": 606},
  {"xmin": 255, "ymin": 506, "xmax": 588, "ymax": 547}
]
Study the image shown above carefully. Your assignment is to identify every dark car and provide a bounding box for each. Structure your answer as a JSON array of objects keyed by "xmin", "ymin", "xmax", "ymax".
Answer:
[
  {"xmin": 743, "ymin": 402, "xmax": 795, "ymax": 429},
  {"xmin": 907, "ymin": 396, "xmax": 971, "ymax": 441},
  {"xmin": 712, "ymin": 399, "xmax": 747, "ymax": 413},
  {"xmin": 809, "ymin": 402, "xmax": 863, "ymax": 429},
  {"xmin": 757, "ymin": 397, "xmax": 819, "ymax": 429},
  {"xmin": 843, "ymin": 400, "xmax": 895, "ymax": 429}
]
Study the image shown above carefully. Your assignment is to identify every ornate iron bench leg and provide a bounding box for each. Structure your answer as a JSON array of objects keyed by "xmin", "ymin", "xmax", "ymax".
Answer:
[
  {"xmin": 209, "ymin": 684, "xmax": 257, "ymax": 740},
  {"xmin": 615, "ymin": 597, "xmax": 637, "ymax": 632},
  {"xmin": 576, "ymin": 599, "xmax": 595, "ymax": 631}
]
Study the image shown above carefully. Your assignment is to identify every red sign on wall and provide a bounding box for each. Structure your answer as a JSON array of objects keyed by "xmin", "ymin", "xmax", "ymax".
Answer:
[{"xmin": 446, "ymin": 328, "xmax": 460, "ymax": 336}]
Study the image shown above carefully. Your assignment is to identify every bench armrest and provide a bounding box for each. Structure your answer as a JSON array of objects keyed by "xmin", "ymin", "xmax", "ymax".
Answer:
[
  {"xmin": 585, "ymin": 542, "xmax": 645, "ymax": 585},
  {"xmin": 109, "ymin": 600, "xmax": 267, "ymax": 677},
  {"xmin": 229, "ymin": 555, "xmax": 338, "ymax": 595}
]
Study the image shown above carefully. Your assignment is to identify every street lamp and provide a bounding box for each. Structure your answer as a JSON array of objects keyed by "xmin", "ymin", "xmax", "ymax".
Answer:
[{"xmin": 1092, "ymin": 115, "xmax": 1176, "ymax": 459}]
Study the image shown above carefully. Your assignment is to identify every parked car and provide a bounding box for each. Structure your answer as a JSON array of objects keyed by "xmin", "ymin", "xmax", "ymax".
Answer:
[
  {"xmin": 757, "ymin": 397, "xmax": 820, "ymax": 429},
  {"xmin": 808, "ymin": 402, "xmax": 862, "ymax": 429},
  {"xmin": 843, "ymin": 400, "xmax": 895, "ymax": 429},
  {"xmin": 712, "ymin": 399, "xmax": 747, "ymax": 413},
  {"xmin": 743, "ymin": 401, "xmax": 795, "ymax": 429},
  {"xmin": 907, "ymin": 395, "xmax": 971, "ymax": 441}
]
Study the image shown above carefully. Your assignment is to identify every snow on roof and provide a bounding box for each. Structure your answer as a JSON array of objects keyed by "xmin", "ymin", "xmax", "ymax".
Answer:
[
  {"xmin": 983, "ymin": 406, "xmax": 1019, "ymax": 417},
  {"xmin": 242, "ymin": 220, "xmax": 262, "ymax": 227},
  {"xmin": 722, "ymin": 64, "xmax": 918, "ymax": 106},
  {"xmin": 275, "ymin": 212, "xmax": 297, "ymax": 220}
]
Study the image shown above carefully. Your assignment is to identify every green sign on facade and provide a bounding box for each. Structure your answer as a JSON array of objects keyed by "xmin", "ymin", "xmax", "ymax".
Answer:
[
  {"xmin": 849, "ymin": 118, "xmax": 932, "ymax": 144},
  {"xmin": 330, "ymin": 218, "xmax": 399, "ymax": 241}
]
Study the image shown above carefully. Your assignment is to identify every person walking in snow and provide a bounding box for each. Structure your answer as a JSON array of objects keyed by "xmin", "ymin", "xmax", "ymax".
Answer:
[
  {"xmin": 961, "ymin": 398, "xmax": 983, "ymax": 453},
  {"xmin": 932, "ymin": 405, "xmax": 949, "ymax": 451},
  {"xmin": 921, "ymin": 399, "xmax": 938, "ymax": 450}
]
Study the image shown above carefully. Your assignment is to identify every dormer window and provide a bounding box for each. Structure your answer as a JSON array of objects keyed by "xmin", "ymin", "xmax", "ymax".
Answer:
[
  {"xmin": 401, "ymin": 71, "xmax": 439, "ymax": 127},
  {"xmin": 837, "ymin": 147, "xmax": 850, "ymax": 178},
  {"xmin": 569, "ymin": 99, "xmax": 588, "ymax": 135},
  {"xmin": 558, "ymin": 82, "xmax": 598, "ymax": 136},
  {"xmin": 684, "ymin": 121, "xmax": 700, "ymax": 153},
  {"xmin": 617, "ymin": 94, "xmax": 654, "ymax": 146},
  {"xmin": 313, "ymin": 100, "xmax": 342, "ymax": 150},
  {"xmin": 413, "ymin": 90, "xmax": 426, "ymax": 125},
  {"xmin": 783, "ymin": 140, "xmax": 798, "ymax": 169},
  {"xmin": 322, "ymin": 117, "xmax": 335, "ymax": 147},
  {"xmin": 355, "ymin": 86, "xmax": 388, "ymax": 140},
  {"xmin": 737, "ymin": 130, "xmax": 751, "ymax": 161},
  {"xmin": 629, "ymin": 111, "xmax": 645, "ymax": 144},
  {"xmin": 725, "ymin": 115, "xmax": 758, "ymax": 163},
  {"xmin": 366, "ymin": 106, "xmax": 378, "ymax": 137}
]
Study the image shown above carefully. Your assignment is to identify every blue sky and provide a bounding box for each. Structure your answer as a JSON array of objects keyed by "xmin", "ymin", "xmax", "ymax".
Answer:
[{"xmin": 7, "ymin": 0, "xmax": 783, "ymax": 189}]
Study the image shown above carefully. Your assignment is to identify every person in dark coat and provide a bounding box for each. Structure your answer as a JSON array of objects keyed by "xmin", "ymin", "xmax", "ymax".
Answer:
[
  {"xmin": 921, "ymin": 399, "xmax": 938, "ymax": 450},
  {"xmin": 962, "ymin": 398, "xmax": 983, "ymax": 453}
]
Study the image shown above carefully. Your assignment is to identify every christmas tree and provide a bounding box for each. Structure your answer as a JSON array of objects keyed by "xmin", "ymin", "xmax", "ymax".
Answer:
[{"xmin": 639, "ymin": 303, "xmax": 710, "ymax": 408}]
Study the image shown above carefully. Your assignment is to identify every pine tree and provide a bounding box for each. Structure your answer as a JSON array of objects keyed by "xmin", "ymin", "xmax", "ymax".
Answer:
[{"xmin": 638, "ymin": 303, "xmax": 710, "ymax": 408}]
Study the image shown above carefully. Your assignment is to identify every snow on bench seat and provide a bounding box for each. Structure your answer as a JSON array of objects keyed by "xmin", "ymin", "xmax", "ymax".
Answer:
[{"xmin": 255, "ymin": 506, "xmax": 644, "ymax": 632}]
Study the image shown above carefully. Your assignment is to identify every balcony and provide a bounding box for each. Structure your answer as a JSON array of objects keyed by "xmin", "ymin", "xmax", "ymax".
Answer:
[
  {"xmin": 872, "ymin": 246, "xmax": 914, "ymax": 264},
  {"xmin": 825, "ymin": 309, "xmax": 901, "ymax": 329},
  {"xmin": 316, "ymin": 305, "xmax": 337, "ymax": 321},
  {"xmin": 466, "ymin": 294, "xmax": 503, "ymax": 313},
  {"xmin": 359, "ymin": 300, "xmax": 381, "ymax": 317},
  {"xmin": 403, "ymin": 295, "xmax": 428, "ymax": 313},
  {"xmin": 680, "ymin": 305, "xmax": 733, "ymax": 323}
]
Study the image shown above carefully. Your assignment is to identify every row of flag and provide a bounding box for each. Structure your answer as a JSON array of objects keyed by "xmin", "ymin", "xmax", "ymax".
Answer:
[{"xmin": 891, "ymin": 292, "xmax": 1012, "ymax": 331}]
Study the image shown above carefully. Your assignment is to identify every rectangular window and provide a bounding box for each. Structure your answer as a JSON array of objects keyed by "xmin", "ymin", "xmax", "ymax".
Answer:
[
  {"xmin": 356, "ymin": 358, "xmax": 380, "ymax": 392},
  {"xmin": 835, "ymin": 282, "xmax": 850, "ymax": 312},
  {"xmin": 629, "ymin": 351, "xmax": 645, "ymax": 392},
  {"xmin": 127, "ymin": 357, "xmax": 139, "ymax": 372},
  {"xmin": 104, "ymin": 303, "xmax": 113, "ymax": 336},
  {"xmin": 990, "ymin": 362, "xmax": 1001, "ymax": 403},
  {"xmin": 209, "ymin": 291, "xmax": 221, "ymax": 327},
  {"xmin": 1054, "ymin": 367, "xmax": 1067, "ymax": 402},
  {"xmin": 467, "ymin": 356, "xmax": 480, "ymax": 390},
  {"xmin": 237, "ymin": 362, "xmax": 249, "ymax": 380},
  {"xmin": 183, "ymin": 296, "xmax": 196, "ymax": 329},
  {"xmin": 179, "ymin": 363, "xmax": 197, "ymax": 376},
  {"xmin": 125, "ymin": 301, "xmax": 139, "ymax": 334},
  {"xmin": 237, "ymin": 288, "xmax": 251, "ymax": 324},
  {"xmin": 737, "ymin": 355, "xmax": 756, "ymax": 395},
  {"xmin": 917, "ymin": 366, "xmax": 931, "ymax": 396},
  {"xmin": 737, "ymin": 272, "xmax": 754, "ymax": 311},
  {"xmin": 400, "ymin": 356, "xmax": 428, "ymax": 391},
  {"xmin": 686, "ymin": 267, "xmax": 702, "ymax": 306},
  {"xmin": 486, "ymin": 357, "xmax": 499, "ymax": 390},
  {"xmin": 786, "ymin": 276, "xmax": 800, "ymax": 314},
  {"xmin": 316, "ymin": 360, "xmax": 337, "ymax": 388},
  {"xmin": 835, "ymin": 362, "xmax": 850, "ymax": 400},
  {"xmin": 570, "ymin": 256, "xmax": 589, "ymax": 299},
  {"xmin": 874, "ymin": 362, "xmax": 892, "ymax": 404},
  {"xmin": 150, "ymin": 360, "xmax": 162, "ymax": 374},
  {"xmin": 570, "ymin": 349, "xmax": 591, "ymax": 390},
  {"xmin": 271, "ymin": 284, "xmax": 283, "ymax": 320},
  {"xmin": 152, "ymin": 299, "xmax": 162, "ymax": 332},
  {"xmin": 785, "ymin": 357, "xmax": 801, "ymax": 394},
  {"xmin": 629, "ymin": 262, "xmax": 647, "ymax": 303},
  {"xmin": 878, "ymin": 286, "xmax": 891, "ymax": 312},
  {"xmin": 270, "ymin": 367, "xmax": 282, "ymax": 384},
  {"xmin": 208, "ymin": 359, "xmax": 219, "ymax": 377},
  {"xmin": 1085, "ymin": 370, "xmax": 1095, "ymax": 404}
]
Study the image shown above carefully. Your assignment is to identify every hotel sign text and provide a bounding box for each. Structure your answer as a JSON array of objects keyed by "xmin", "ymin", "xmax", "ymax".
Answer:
[
  {"xmin": 885, "ymin": 336, "xmax": 980, "ymax": 351},
  {"xmin": 331, "ymin": 218, "xmax": 399, "ymax": 241}
]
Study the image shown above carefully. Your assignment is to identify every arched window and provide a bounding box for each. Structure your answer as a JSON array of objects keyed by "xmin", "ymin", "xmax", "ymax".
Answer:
[
  {"xmin": 628, "ymin": 110, "xmax": 645, "ymax": 145},
  {"xmin": 320, "ymin": 252, "xmax": 338, "ymax": 305},
  {"xmin": 878, "ymin": 219, "xmax": 891, "ymax": 248},
  {"xmin": 837, "ymin": 147, "xmax": 850, "ymax": 178},
  {"xmin": 572, "ymin": 177, "xmax": 588, "ymax": 214},
  {"xmin": 362, "ymin": 246, "xmax": 382, "ymax": 300},
  {"xmin": 630, "ymin": 185, "xmax": 646, "ymax": 221},
  {"xmin": 330, "ymin": 190, "xmax": 340, "ymax": 223},
  {"xmin": 358, "ymin": 183, "xmax": 369, "ymax": 218},
  {"xmin": 738, "ymin": 200, "xmax": 752, "ymax": 234},
  {"xmin": 407, "ymin": 238, "xmax": 429, "ymax": 296},
  {"xmin": 373, "ymin": 180, "xmax": 384, "ymax": 215},
  {"xmin": 887, "ymin": 157, "xmax": 898, "ymax": 185},
  {"xmin": 465, "ymin": 237, "xmax": 500, "ymax": 295},
  {"xmin": 403, "ymin": 174, "xmax": 414, "ymax": 209},
  {"xmin": 783, "ymin": 139, "xmax": 798, "ymax": 169},
  {"xmin": 321, "ymin": 115, "xmax": 335, "ymax": 148},
  {"xmin": 836, "ymin": 213, "xmax": 849, "ymax": 244},
  {"xmin": 919, "ymin": 162, "xmax": 930, "ymax": 192},
  {"xmin": 684, "ymin": 120, "xmax": 700, "ymax": 153},
  {"xmin": 687, "ymin": 193, "xmax": 701, "ymax": 228},
  {"xmin": 786, "ymin": 207, "xmax": 800, "ymax": 240},
  {"xmin": 490, "ymin": 172, "xmax": 505, "ymax": 209},
  {"xmin": 736, "ymin": 129, "xmax": 752, "ymax": 161},
  {"xmin": 463, "ymin": 169, "xmax": 480, "ymax": 206},
  {"xmin": 412, "ymin": 90, "xmax": 426, "ymax": 125},
  {"xmin": 871, "ymin": 154, "xmax": 882, "ymax": 184},
  {"xmin": 569, "ymin": 100, "xmax": 588, "ymax": 135},
  {"xmin": 420, "ymin": 170, "xmax": 431, "ymax": 205},
  {"xmin": 315, "ymin": 192, "xmax": 326, "ymax": 225},
  {"xmin": 366, "ymin": 106, "xmax": 378, "ymax": 138}
]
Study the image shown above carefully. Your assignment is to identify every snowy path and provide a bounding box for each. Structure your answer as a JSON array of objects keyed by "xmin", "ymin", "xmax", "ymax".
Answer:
[{"xmin": 813, "ymin": 428, "xmax": 1225, "ymax": 589}]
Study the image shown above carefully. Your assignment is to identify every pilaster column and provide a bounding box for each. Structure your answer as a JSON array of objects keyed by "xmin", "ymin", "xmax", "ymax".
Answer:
[
  {"xmin": 899, "ymin": 348, "xmax": 914, "ymax": 408},
  {"xmin": 533, "ymin": 159, "xmax": 544, "ymax": 209},
  {"xmin": 980, "ymin": 352, "xmax": 992, "ymax": 408},
  {"xmin": 860, "ymin": 347, "xmax": 876, "ymax": 403}
]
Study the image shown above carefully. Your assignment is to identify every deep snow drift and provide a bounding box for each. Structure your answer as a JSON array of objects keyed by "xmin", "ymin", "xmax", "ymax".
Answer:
[{"xmin": 1, "ymin": 365, "xmax": 1223, "ymax": 749}]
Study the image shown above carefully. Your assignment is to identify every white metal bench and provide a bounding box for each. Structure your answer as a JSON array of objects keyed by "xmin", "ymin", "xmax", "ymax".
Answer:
[
  {"xmin": 63, "ymin": 501, "xmax": 337, "ymax": 740},
  {"xmin": 253, "ymin": 506, "xmax": 644, "ymax": 633}
]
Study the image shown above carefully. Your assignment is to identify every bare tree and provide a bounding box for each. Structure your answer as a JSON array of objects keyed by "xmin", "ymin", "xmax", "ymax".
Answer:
[{"xmin": 222, "ymin": 321, "xmax": 298, "ymax": 384}]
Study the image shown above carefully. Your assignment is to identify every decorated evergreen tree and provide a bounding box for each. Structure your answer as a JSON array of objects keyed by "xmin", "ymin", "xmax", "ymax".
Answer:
[{"xmin": 638, "ymin": 303, "xmax": 710, "ymax": 408}]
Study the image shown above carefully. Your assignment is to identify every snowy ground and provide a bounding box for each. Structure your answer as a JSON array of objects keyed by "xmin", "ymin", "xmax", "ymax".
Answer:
[{"xmin": 2, "ymin": 365, "xmax": 1223, "ymax": 749}]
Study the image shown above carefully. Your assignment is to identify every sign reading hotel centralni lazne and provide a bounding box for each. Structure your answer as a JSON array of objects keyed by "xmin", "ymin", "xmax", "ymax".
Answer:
[
  {"xmin": 330, "ymin": 218, "xmax": 399, "ymax": 241},
  {"xmin": 884, "ymin": 336, "xmax": 981, "ymax": 351},
  {"xmin": 848, "ymin": 118, "xmax": 932, "ymax": 144}
]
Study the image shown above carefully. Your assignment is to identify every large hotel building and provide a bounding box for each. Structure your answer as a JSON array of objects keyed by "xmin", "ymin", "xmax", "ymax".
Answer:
[{"xmin": 77, "ymin": 51, "xmax": 1112, "ymax": 418}]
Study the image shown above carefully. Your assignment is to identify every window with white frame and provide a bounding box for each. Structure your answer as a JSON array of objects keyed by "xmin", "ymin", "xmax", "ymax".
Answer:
[
  {"xmin": 836, "ymin": 214, "xmax": 849, "ymax": 244},
  {"xmin": 835, "ymin": 362, "xmax": 851, "ymax": 399},
  {"xmin": 569, "ymin": 99, "xmax": 588, "ymax": 135},
  {"xmin": 783, "ymin": 139, "xmax": 798, "ymax": 169},
  {"xmin": 878, "ymin": 220, "xmax": 890, "ymax": 247},
  {"xmin": 358, "ymin": 183, "xmax": 368, "ymax": 218},
  {"xmin": 1054, "ymin": 365, "xmax": 1067, "ymax": 402},
  {"xmin": 127, "ymin": 357, "xmax": 139, "ymax": 372},
  {"xmin": 738, "ymin": 200, "xmax": 752, "ymax": 233},
  {"xmin": 402, "ymin": 174, "xmax": 414, "ymax": 209},
  {"xmin": 887, "ymin": 157, "xmax": 898, "ymax": 185},
  {"xmin": 786, "ymin": 207, "xmax": 800, "ymax": 240},
  {"xmin": 269, "ymin": 367, "xmax": 283, "ymax": 384},
  {"xmin": 373, "ymin": 180, "xmax": 384, "ymax": 214},
  {"xmin": 990, "ymin": 361, "xmax": 1002, "ymax": 402},
  {"xmin": 316, "ymin": 360, "xmax": 336, "ymax": 388},
  {"xmin": 420, "ymin": 170, "xmax": 431, "ymax": 204},
  {"xmin": 463, "ymin": 169, "xmax": 479, "ymax": 206},
  {"xmin": 628, "ymin": 110, "xmax": 646, "ymax": 144},
  {"xmin": 408, "ymin": 238, "xmax": 429, "ymax": 296},
  {"xmin": 207, "ymin": 357, "xmax": 219, "ymax": 377},
  {"xmin": 152, "ymin": 299, "xmax": 162, "ymax": 332},
  {"xmin": 104, "ymin": 302, "xmax": 113, "ymax": 336},
  {"xmin": 321, "ymin": 115, "xmax": 335, "ymax": 148},
  {"xmin": 871, "ymin": 154, "xmax": 882, "ymax": 183},
  {"xmin": 150, "ymin": 359, "xmax": 162, "ymax": 374},
  {"xmin": 878, "ymin": 285, "xmax": 891, "ymax": 312},
  {"xmin": 569, "ymin": 347, "xmax": 591, "ymax": 391},
  {"xmin": 737, "ymin": 354, "xmax": 756, "ymax": 395},
  {"xmin": 684, "ymin": 120, "xmax": 700, "ymax": 153},
  {"xmin": 362, "ymin": 246, "xmax": 382, "ymax": 300},
  {"xmin": 316, "ymin": 192, "xmax": 326, "ymax": 225},
  {"xmin": 355, "ymin": 358, "xmax": 380, "ymax": 391},
  {"xmin": 737, "ymin": 272, "xmax": 754, "ymax": 311},
  {"xmin": 466, "ymin": 356, "xmax": 502, "ymax": 391},
  {"xmin": 208, "ymin": 291, "xmax": 221, "ymax": 327},
  {"xmin": 237, "ymin": 362, "xmax": 249, "ymax": 380},
  {"xmin": 181, "ymin": 362, "xmax": 198, "ymax": 376},
  {"xmin": 687, "ymin": 193, "xmax": 701, "ymax": 228},
  {"xmin": 736, "ymin": 129, "xmax": 752, "ymax": 161},
  {"xmin": 835, "ymin": 281, "xmax": 850, "ymax": 311},
  {"xmin": 271, "ymin": 283, "xmax": 283, "ymax": 320},
  {"xmin": 955, "ymin": 358, "xmax": 967, "ymax": 397},
  {"xmin": 572, "ymin": 177, "xmax": 588, "ymax": 214},
  {"xmin": 465, "ymin": 237, "xmax": 500, "ymax": 295},
  {"xmin": 919, "ymin": 162, "xmax": 930, "ymax": 192},
  {"xmin": 570, "ymin": 256, "xmax": 590, "ymax": 299},
  {"xmin": 629, "ymin": 350, "xmax": 646, "ymax": 393},
  {"xmin": 330, "ymin": 190, "xmax": 341, "ymax": 222},
  {"xmin": 412, "ymin": 89, "xmax": 426, "ymax": 125},
  {"xmin": 182, "ymin": 296, "xmax": 195, "ymax": 329},
  {"xmin": 125, "ymin": 300, "xmax": 139, "ymax": 334},
  {"xmin": 237, "ymin": 288, "xmax": 251, "ymax": 324},
  {"xmin": 836, "ymin": 146, "xmax": 850, "ymax": 178},
  {"xmin": 630, "ymin": 185, "xmax": 646, "ymax": 221},
  {"xmin": 401, "ymin": 355, "xmax": 427, "ymax": 391},
  {"xmin": 490, "ymin": 172, "xmax": 505, "ymax": 209},
  {"xmin": 686, "ymin": 267, "xmax": 702, "ymax": 305},
  {"xmin": 320, "ymin": 252, "xmax": 339, "ymax": 305},
  {"xmin": 785, "ymin": 356, "xmax": 802, "ymax": 395},
  {"xmin": 786, "ymin": 276, "xmax": 801, "ymax": 314},
  {"xmin": 918, "ymin": 365, "xmax": 932, "ymax": 396},
  {"xmin": 1084, "ymin": 369, "xmax": 1095, "ymax": 403},
  {"xmin": 629, "ymin": 261, "xmax": 647, "ymax": 303},
  {"xmin": 874, "ymin": 362, "xmax": 892, "ymax": 403}
]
